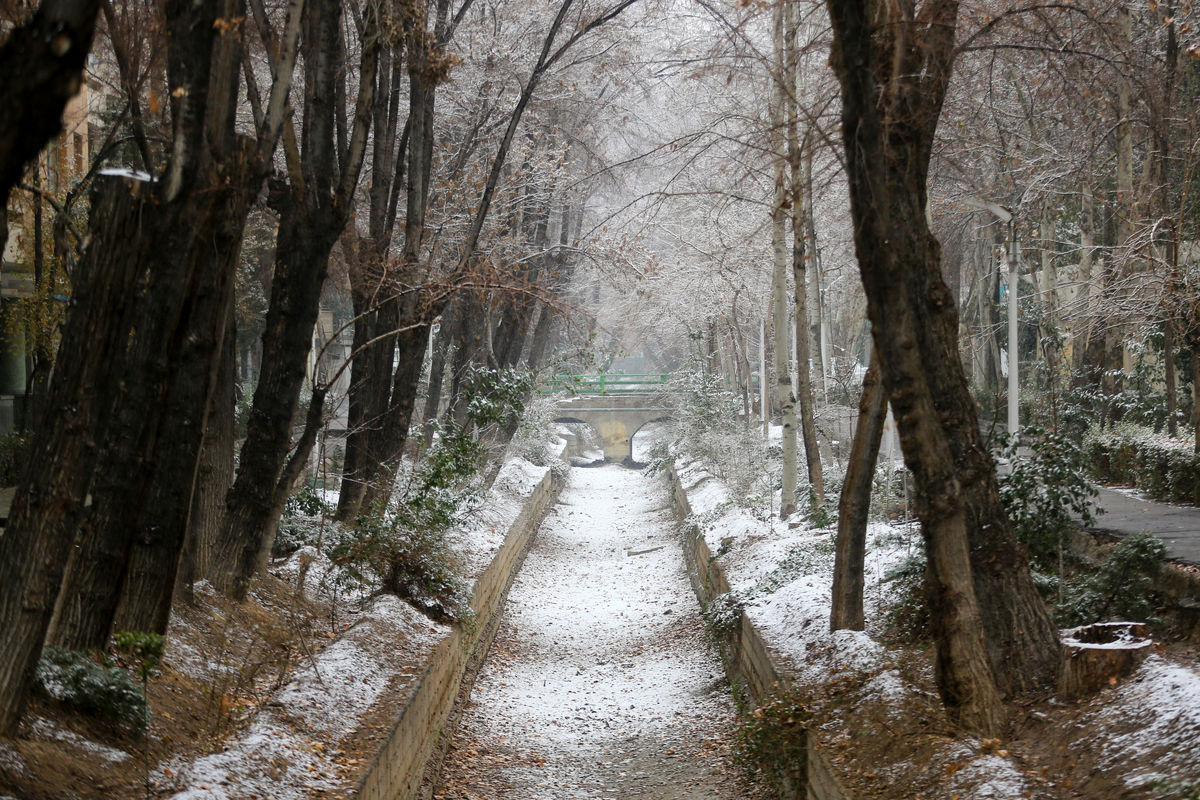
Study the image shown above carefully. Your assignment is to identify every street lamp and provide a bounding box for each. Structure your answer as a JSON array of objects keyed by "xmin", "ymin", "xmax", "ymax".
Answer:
[{"xmin": 961, "ymin": 197, "xmax": 1019, "ymax": 440}]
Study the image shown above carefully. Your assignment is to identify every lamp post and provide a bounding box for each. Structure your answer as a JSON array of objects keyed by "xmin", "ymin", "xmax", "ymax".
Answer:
[
  {"xmin": 961, "ymin": 196, "xmax": 1019, "ymax": 440},
  {"xmin": 1006, "ymin": 218, "xmax": 1020, "ymax": 441}
]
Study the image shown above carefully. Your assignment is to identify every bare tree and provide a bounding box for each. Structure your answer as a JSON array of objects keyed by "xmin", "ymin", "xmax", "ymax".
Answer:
[{"xmin": 825, "ymin": 0, "xmax": 1060, "ymax": 733}]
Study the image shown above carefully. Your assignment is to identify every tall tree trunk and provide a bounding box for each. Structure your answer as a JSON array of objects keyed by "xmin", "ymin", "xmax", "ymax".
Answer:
[
  {"xmin": 358, "ymin": 325, "xmax": 431, "ymax": 512},
  {"xmin": 0, "ymin": 175, "xmax": 146, "ymax": 733},
  {"xmin": 215, "ymin": 0, "xmax": 378, "ymax": 596},
  {"xmin": 790, "ymin": 94, "xmax": 824, "ymax": 511},
  {"xmin": 1192, "ymin": 347, "xmax": 1200, "ymax": 454},
  {"xmin": 771, "ymin": 0, "xmax": 798, "ymax": 518},
  {"xmin": 831, "ymin": 350, "xmax": 886, "ymax": 631},
  {"xmin": 826, "ymin": 0, "xmax": 1059, "ymax": 733},
  {"xmin": 421, "ymin": 308, "xmax": 456, "ymax": 449},
  {"xmin": 50, "ymin": 149, "xmax": 254, "ymax": 647},
  {"xmin": 1073, "ymin": 181, "xmax": 1096, "ymax": 373},
  {"xmin": 214, "ymin": 200, "xmax": 341, "ymax": 598},
  {"xmin": 110, "ymin": 163, "xmax": 250, "ymax": 636},
  {"xmin": 37, "ymin": 0, "xmax": 259, "ymax": 647},
  {"xmin": 179, "ymin": 317, "xmax": 237, "ymax": 603}
]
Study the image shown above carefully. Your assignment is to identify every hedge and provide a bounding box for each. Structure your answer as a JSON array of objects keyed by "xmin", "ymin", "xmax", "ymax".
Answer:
[{"xmin": 1084, "ymin": 424, "xmax": 1200, "ymax": 505}]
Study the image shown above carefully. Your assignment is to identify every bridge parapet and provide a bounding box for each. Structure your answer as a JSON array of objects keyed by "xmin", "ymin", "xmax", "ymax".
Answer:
[{"xmin": 541, "ymin": 373, "xmax": 669, "ymax": 396}]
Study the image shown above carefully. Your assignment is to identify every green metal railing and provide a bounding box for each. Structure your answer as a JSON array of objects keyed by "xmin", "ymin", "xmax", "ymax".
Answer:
[{"xmin": 542, "ymin": 373, "xmax": 670, "ymax": 395}]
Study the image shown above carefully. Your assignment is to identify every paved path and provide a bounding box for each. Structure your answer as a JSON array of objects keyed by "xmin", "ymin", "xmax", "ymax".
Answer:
[
  {"xmin": 433, "ymin": 465, "xmax": 757, "ymax": 800},
  {"xmin": 1090, "ymin": 486, "xmax": 1200, "ymax": 565}
]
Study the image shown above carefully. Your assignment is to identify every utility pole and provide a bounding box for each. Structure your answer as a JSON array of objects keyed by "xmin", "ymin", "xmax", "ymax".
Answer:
[{"xmin": 1006, "ymin": 218, "xmax": 1020, "ymax": 441}]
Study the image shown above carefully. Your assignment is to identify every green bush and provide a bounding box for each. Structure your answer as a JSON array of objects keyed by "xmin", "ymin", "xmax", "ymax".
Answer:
[
  {"xmin": 35, "ymin": 647, "xmax": 148, "ymax": 734},
  {"xmin": 736, "ymin": 686, "xmax": 810, "ymax": 791},
  {"xmin": 1056, "ymin": 531, "xmax": 1167, "ymax": 626},
  {"xmin": 998, "ymin": 427, "xmax": 1099, "ymax": 571},
  {"xmin": 1085, "ymin": 424, "xmax": 1200, "ymax": 504}
]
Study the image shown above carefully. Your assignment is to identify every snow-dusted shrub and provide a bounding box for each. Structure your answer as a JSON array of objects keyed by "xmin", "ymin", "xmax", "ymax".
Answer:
[
  {"xmin": 509, "ymin": 394, "xmax": 568, "ymax": 480},
  {"xmin": 701, "ymin": 591, "xmax": 745, "ymax": 639},
  {"xmin": 36, "ymin": 648, "xmax": 148, "ymax": 734},
  {"xmin": 274, "ymin": 485, "xmax": 336, "ymax": 558},
  {"xmin": 1057, "ymin": 531, "xmax": 1167, "ymax": 626},
  {"xmin": 329, "ymin": 422, "xmax": 482, "ymax": 622},
  {"xmin": 736, "ymin": 685, "xmax": 810, "ymax": 791},
  {"xmin": 1085, "ymin": 423, "xmax": 1200, "ymax": 504},
  {"xmin": 655, "ymin": 365, "xmax": 774, "ymax": 513},
  {"xmin": 998, "ymin": 427, "xmax": 1099, "ymax": 571},
  {"xmin": 881, "ymin": 554, "xmax": 929, "ymax": 643}
]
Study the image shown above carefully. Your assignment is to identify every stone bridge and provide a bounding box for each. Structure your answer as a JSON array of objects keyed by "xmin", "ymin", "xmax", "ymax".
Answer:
[{"xmin": 554, "ymin": 394, "xmax": 674, "ymax": 464}]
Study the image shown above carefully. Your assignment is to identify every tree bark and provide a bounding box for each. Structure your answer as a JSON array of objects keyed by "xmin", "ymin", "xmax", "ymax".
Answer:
[
  {"xmin": 825, "ymin": 0, "xmax": 1059, "ymax": 732},
  {"xmin": 421, "ymin": 308, "xmax": 456, "ymax": 448},
  {"xmin": 178, "ymin": 317, "xmax": 237, "ymax": 603},
  {"xmin": 790, "ymin": 109, "xmax": 824, "ymax": 510},
  {"xmin": 213, "ymin": 196, "xmax": 342, "ymax": 598},
  {"xmin": 830, "ymin": 351, "xmax": 886, "ymax": 631},
  {"xmin": 214, "ymin": 0, "xmax": 378, "ymax": 597},
  {"xmin": 0, "ymin": 175, "xmax": 147, "ymax": 734},
  {"xmin": 771, "ymin": 0, "xmax": 798, "ymax": 519}
]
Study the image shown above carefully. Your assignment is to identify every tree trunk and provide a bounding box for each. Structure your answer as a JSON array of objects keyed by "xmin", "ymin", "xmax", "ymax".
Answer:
[
  {"xmin": 1073, "ymin": 181, "xmax": 1096, "ymax": 373},
  {"xmin": 50, "ymin": 149, "xmax": 254, "ymax": 647},
  {"xmin": 359, "ymin": 325, "xmax": 432, "ymax": 512},
  {"xmin": 337, "ymin": 292, "xmax": 400, "ymax": 520},
  {"xmin": 1192, "ymin": 347, "xmax": 1200, "ymax": 455},
  {"xmin": 790, "ymin": 128, "xmax": 824, "ymax": 511},
  {"xmin": 1165, "ymin": 317, "xmax": 1177, "ymax": 437},
  {"xmin": 421, "ymin": 309, "xmax": 455, "ymax": 449},
  {"xmin": 825, "ymin": 0, "xmax": 1059, "ymax": 732},
  {"xmin": 178, "ymin": 317, "xmax": 237, "ymax": 603},
  {"xmin": 771, "ymin": 0, "xmax": 797, "ymax": 518},
  {"xmin": 215, "ymin": 0, "xmax": 378, "ymax": 594},
  {"xmin": 831, "ymin": 351, "xmax": 886, "ymax": 631},
  {"xmin": 213, "ymin": 196, "xmax": 340, "ymax": 598},
  {"xmin": 110, "ymin": 162, "xmax": 249, "ymax": 636},
  {"xmin": 0, "ymin": 176, "xmax": 147, "ymax": 734}
]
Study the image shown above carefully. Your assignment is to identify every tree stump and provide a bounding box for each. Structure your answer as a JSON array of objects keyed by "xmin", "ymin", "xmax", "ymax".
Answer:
[{"xmin": 1058, "ymin": 622, "xmax": 1153, "ymax": 701}]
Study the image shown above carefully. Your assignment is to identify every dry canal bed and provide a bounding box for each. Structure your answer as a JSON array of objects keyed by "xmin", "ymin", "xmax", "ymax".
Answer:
[{"xmin": 432, "ymin": 464, "xmax": 760, "ymax": 800}]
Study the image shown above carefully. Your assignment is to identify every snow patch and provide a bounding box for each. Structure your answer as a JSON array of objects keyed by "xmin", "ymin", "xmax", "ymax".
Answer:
[{"xmin": 29, "ymin": 717, "xmax": 129, "ymax": 763}]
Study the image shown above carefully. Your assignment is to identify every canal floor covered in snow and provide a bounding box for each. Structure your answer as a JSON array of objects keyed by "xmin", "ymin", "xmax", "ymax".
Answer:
[{"xmin": 432, "ymin": 464, "xmax": 762, "ymax": 800}]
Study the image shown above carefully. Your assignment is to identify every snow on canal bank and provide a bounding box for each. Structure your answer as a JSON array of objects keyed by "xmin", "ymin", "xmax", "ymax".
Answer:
[{"xmin": 434, "ymin": 464, "xmax": 762, "ymax": 800}]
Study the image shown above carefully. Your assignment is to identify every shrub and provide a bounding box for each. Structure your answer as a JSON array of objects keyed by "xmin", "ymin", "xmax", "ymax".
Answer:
[
  {"xmin": 274, "ymin": 485, "xmax": 335, "ymax": 558},
  {"xmin": 35, "ymin": 648, "xmax": 148, "ymax": 734},
  {"xmin": 1085, "ymin": 423, "xmax": 1200, "ymax": 504},
  {"xmin": 736, "ymin": 686, "xmax": 811, "ymax": 791},
  {"xmin": 701, "ymin": 592, "xmax": 745, "ymax": 640},
  {"xmin": 112, "ymin": 631, "xmax": 164, "ymax": 684},
  {"xmin": 1056, "ymin": 531, "xmax": 1167, "ymax": 626},
  {"xmin": 998, "ymin": 427, "xmax": 1099, "ymax": 571}
]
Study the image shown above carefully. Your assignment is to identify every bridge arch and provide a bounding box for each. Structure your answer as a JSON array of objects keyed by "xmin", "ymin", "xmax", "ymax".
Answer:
[{"xmin": 552, "ymin": 395, "xmax": 675, "ymax": 465}]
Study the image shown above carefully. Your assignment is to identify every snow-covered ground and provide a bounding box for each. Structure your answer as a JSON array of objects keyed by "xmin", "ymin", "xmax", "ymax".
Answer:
[
  {"xmin": 673, "ymin": 451, "xmax": 1200, "ymax": 798},
  {"xmin": 434, "ymin": 464, "xmax": 756, "ymax": 800},
  {"xmin": 157, "ymin": 454, "xmax": 555, "ymax": 799}
]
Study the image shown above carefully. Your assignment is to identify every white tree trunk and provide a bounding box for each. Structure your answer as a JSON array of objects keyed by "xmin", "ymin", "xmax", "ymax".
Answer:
[{"xmin": 771, "ymin": 0, "xmax": 798, "ymax": 517}]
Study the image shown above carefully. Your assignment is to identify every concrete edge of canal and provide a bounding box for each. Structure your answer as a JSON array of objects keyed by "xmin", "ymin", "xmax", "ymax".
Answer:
[
  {"xmin": 355, "ymin": 464, "xmax": 566, "ymax": 800},
  {"xmin": 664, "ymin": 464, "xmax": 852, "ymax": 800}
]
